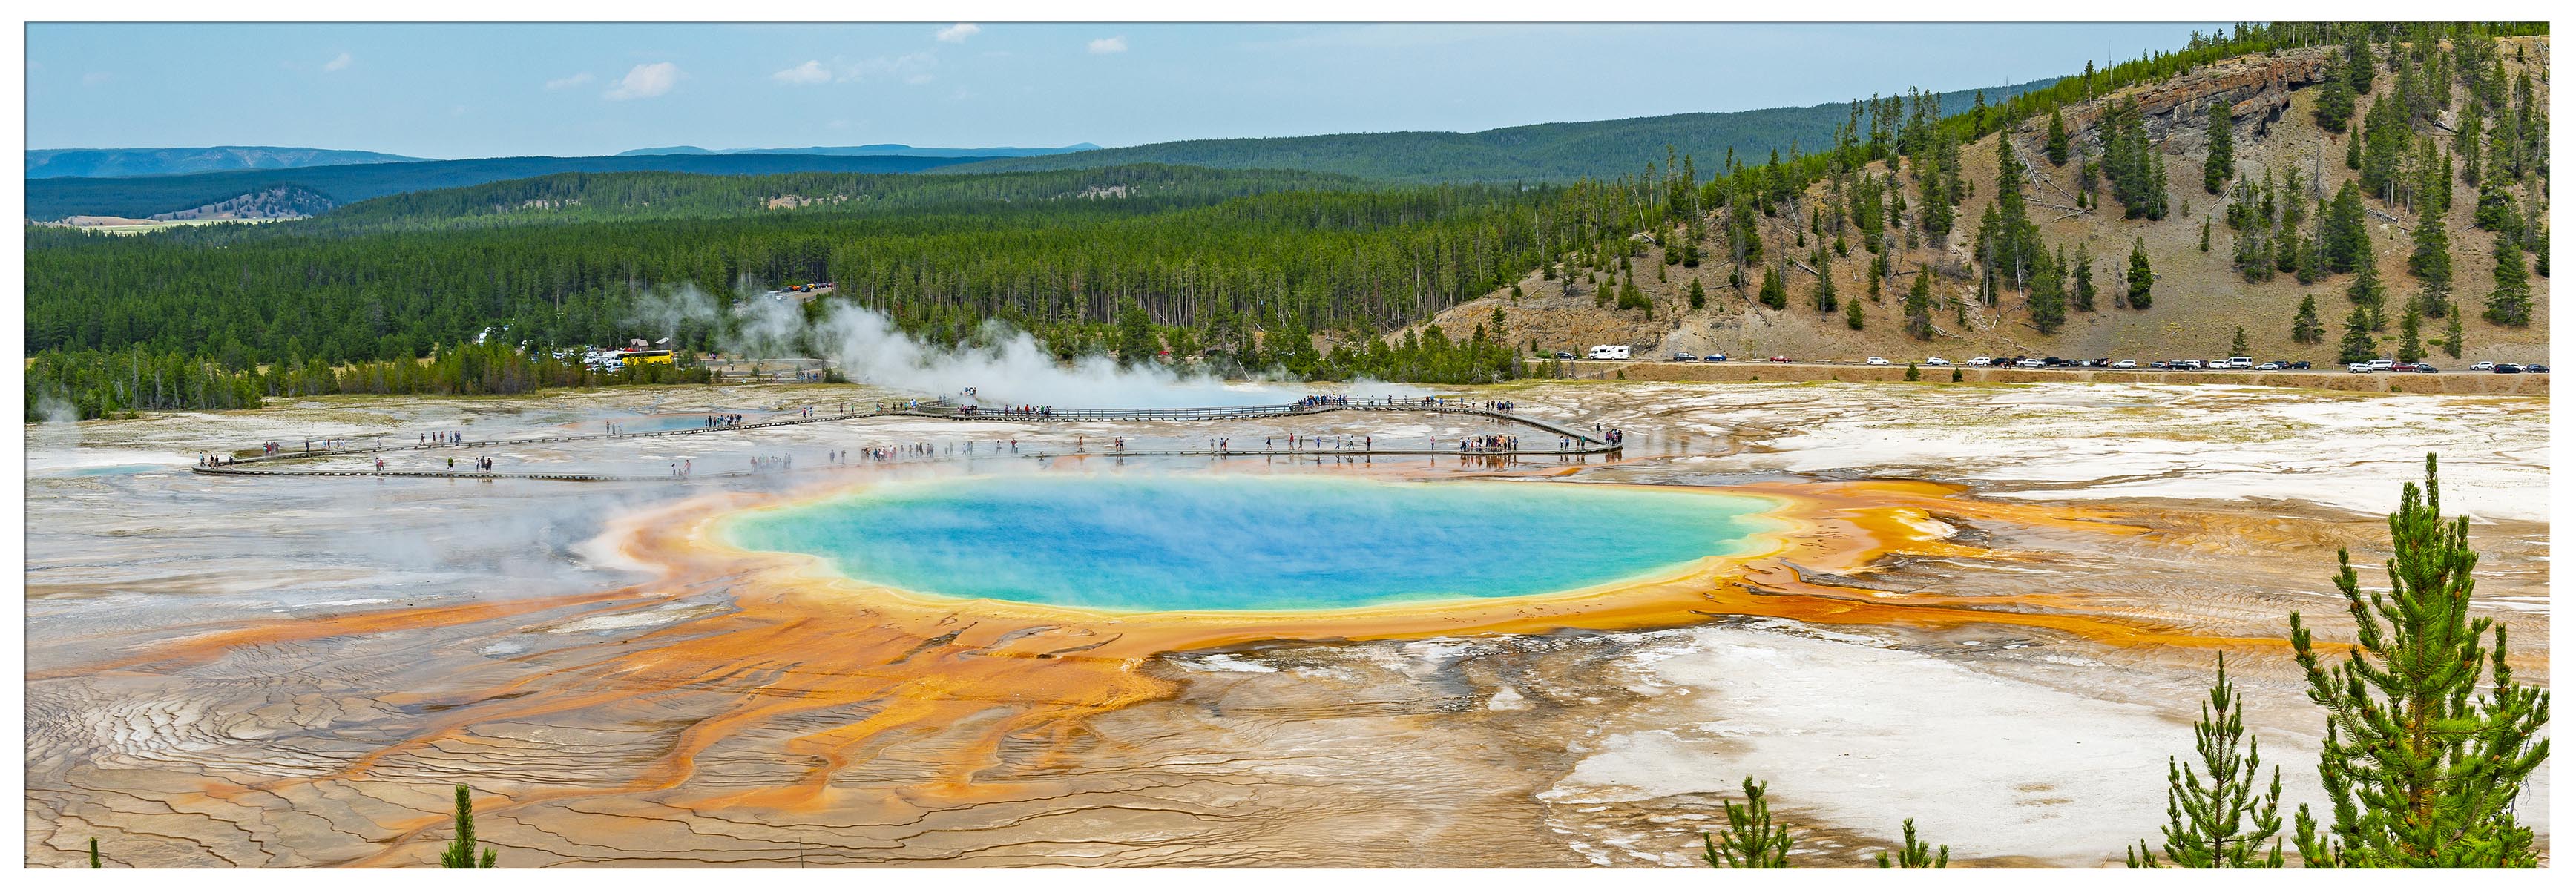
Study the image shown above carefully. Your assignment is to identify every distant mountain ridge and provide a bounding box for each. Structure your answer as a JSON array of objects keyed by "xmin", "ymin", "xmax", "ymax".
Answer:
[
  {"xmin": 27, "ymin": 153, "xmax": 993, "ymax": 221},
  {"xmin": 955, "ymin": 80, "xmax": 2060, "ymax": 182},
  {"xmin": 616, "ymin": 143, "xmax": 1100, "ymax": 158},
  {"xmin": 26, "ymin": 146, "xmax": 430, "ymax": 179}
]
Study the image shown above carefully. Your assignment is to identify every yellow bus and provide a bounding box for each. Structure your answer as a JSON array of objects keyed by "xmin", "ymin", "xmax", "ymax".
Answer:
[{"xmin": 618, "ymin": 349, "xmax": 674, "ymax": 366}]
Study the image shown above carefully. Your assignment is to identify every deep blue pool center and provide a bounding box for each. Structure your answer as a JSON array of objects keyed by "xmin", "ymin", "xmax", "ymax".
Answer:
[{"xmin": 723, "ymin": 474, "xmax": 1781, "ymax": 612}]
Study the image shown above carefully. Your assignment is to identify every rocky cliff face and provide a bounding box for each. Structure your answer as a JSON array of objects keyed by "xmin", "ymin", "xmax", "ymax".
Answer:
[{"xmin": 2031, "ymin": 46, "xmax": 2338, "ymax": 148}]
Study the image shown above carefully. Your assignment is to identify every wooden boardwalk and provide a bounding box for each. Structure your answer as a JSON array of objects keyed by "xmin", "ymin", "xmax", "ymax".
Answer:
[{"xmin": 190, "ymin": 397, "xmax": 1622, "ymax": 484}]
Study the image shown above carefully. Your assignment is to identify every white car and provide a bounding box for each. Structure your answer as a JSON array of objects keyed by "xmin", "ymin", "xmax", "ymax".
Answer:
[
  {"xmin": 2471, "ymin": 361, "xmax": 2497, "ymax": 371},
  {"xmin": 2255, "ymin": 362, "xmax": 2284, "ymax": 370},
  {"xmin": 1923, "ymin": 357, "xmax": 1953, "ymax": 366},
  {"xmin": 2015, "ymin": 358, "xmax": 2046, "ymax": 367},
  {"xmin": 2367, "ymin": 358, "xmax": 2396, "ymax": 371},
  {"xmin": 2348, "ymin": 363, "xmax": 2376, "ymax": 373},
  {"xmin": 1968, "ymin": 357, "xmax": 1995, "ymax": 366},
  {"xmin": 1866, "ymin": 356, "xmax": 1890, "ymax": 366},
  {"xmin": 2110, "ymin": 359, "xmax": 2138, "ymax": 369}
]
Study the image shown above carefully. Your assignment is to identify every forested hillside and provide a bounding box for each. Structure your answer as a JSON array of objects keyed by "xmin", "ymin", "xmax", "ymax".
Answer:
[
  {"xmin": 951, "ymin": 81, "xmax": 2060, "ymax": 183},
  {"xmin": 1421, "ymin": 23, "xmax": 2550, "ymax": 367},
  {"xmin": 25, "ymin": 22, "xmax": 2549, "ymax": 421},
  {"xmin": 27, "ymin": 165, "xmax": 1603, "ymax": 374},
  {"xmin": 25, "ymin": 152, "xmax": 990, "ymax": 221}
]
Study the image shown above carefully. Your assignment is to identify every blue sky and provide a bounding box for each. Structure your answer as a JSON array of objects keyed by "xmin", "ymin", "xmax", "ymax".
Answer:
[{"xmin": 27, "ymin": 22, "xmax": 2221, "ymax": 157}]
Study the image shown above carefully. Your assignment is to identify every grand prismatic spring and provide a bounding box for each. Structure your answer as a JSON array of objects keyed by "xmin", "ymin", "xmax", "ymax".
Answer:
[{"xmin": 22, "ymin": 380, "xmax": 2551, "ymax": 867}]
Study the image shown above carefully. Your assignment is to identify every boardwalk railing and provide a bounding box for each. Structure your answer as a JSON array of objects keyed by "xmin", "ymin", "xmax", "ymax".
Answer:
[{"xmin": 191, "ymin": 396, "xmax": 1622, "ymax": 482}]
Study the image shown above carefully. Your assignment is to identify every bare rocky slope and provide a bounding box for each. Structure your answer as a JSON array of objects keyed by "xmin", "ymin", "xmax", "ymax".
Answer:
[{"xmin": 1417, "ymin": 37, "xmax": 2549, "ymax": 367}]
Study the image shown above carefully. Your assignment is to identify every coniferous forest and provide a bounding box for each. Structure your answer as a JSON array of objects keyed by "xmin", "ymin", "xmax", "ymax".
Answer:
[{"xmin": 24, "ymin": 22, "xmax": 2548, "ymax": 419}]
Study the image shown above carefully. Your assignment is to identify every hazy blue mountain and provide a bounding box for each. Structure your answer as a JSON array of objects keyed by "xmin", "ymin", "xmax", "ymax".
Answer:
[
  {"xmin": 617, "ymin": 143, "xmax": 1100, "ymax": 158},
  {"xmin": 955, "ymin": 80, "xmax": 2059, "ymax": 182},
  {"xmin": 26, "ymin": 146, "xmax": 431, "ymax": 179},
  {"xmin": 28, "ymin": 153, "xmax": 993, "ymax": 221}
]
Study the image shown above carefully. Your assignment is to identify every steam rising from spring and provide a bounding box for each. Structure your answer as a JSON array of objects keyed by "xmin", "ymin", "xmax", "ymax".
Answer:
[{"xmin": 631, "ymin": 283, "xmax": 1324, "ymax": 408}]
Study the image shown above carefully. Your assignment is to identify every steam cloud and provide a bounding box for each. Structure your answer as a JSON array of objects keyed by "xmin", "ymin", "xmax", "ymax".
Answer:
[{"xmin": 624, "ymin": 285, "xmax": 1331, "ymax": 408}]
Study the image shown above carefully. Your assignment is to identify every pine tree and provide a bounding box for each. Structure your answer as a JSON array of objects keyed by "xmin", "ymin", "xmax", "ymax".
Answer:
[
  {"xmin": 2482, "ymin": 234, "xmax": 2530, "ymax": 327},
  {"xmin": 2028, "ymin": 245, "xmax": 2067, "ymax": 334},
  {"xmin": 2230, "ymin": 326, "xmax": 2248, "ymax": 357},
  {"xmin": 2201, "ymin": 220, "xmax": 2212, "ymax": 252},
  {"xmin": 2408, "ymin": 212, "xmax": 2452, "ymax": 298},
  {"xmin": 88, "ymin": 837, "xmax": 100, "ymax": 868},
  {"xmin": 441, "ymin": 784, "xmax": 499, "ymax": 868},
  {"xmin": 2290, "ymin": 455, "xmax": 2551, "ymax": 868},
  {"xmin": 2126, "ymin": 238, "xmax": 2154, "ymax": 309},
  {"xmin": 1903, "ymin": 362, "xmax": 1921, "ymax": 382},
  {"xmin": 1114, "ymin": 299, "xmax": 1161, "ymax": 367},
  {"xmin": 1844, "ymin": 296, "xmax": 1865, "ymax": 330},
  {"xmin": 1876, "ymin": 820, "xmax": 1948, "ymax": 868},
  {"xmin": 2291, "ymin": 295, "xmax": 2325, "ymax": 344},
  {"xmin": 2347, "ymin": 252, "xmax": 2385, "ymax": 309},
  {"xmin": 2071, "ymin": 243, "xmax": 2099, "ymax": 312},
  {"xmin": 1688, "ymin": 277, "xmax": 1706, "ymax": 309},
  {"xmin": 2046, "ymin": 107, "xmax": 2071, "ymax": 165},
  {"xmin": 2129, "ymin": 655, "xmax": 2286, "ymax": 868},
  {"xmin": 2204, "ymin": 102, "xmax": 2235, "ymax": 194},
  {"xmin": 2316, "ymin": 78, "xmax": 2356, "ymax": 131},
  {"xmin": 2442, "ymin": 312, "xmax": 2463, "ymax": 358},
  {"xmin": 1903, "ymin": 265, "xmax": 1933, "ymax": 340},
  {"xmin": 2338, "ymin": 305, "xmax": 2379, "ymax": 363},
  {"xmin": 1702, "ymin": 777, "xmax": 1794, "ymax": 868},
  {"xmin": 2396, "ymin": 308, "xmax": 2424, "ymax": 362},
  {"xmin": 2322, "ymin": 182, "xmax": 2371, "ymax": 273},
  {"xmin": 1815, "ymin": 251, "xmax": 1837, "ymax": 314}
]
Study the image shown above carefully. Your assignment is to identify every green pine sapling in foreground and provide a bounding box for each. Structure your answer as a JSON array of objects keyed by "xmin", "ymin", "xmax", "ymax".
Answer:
[
  {"xmin": 2289, "ymin": 454, "xmax": 2549, "ymax": 868},
  {"xmin": 1701, "ymin": 777, "xmax": 1793, "ymax": 868},
  {"xmin": 441, "ymin": 784, "xmax": 499, "ymax": 868},
  {"xmin": 1875, "ymin": 819, "xmax": 1948, "ymax": 868},
  {"xmin": 2128, "ymin": 654, "xmax": 2284, "ymax": 868}
]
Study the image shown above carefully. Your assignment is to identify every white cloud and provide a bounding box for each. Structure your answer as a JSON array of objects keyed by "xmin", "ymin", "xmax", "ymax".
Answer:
[
  {"xmin": 775, "ymin": 53, "xmax": 938, "ymax": 86},
  {"xmin": 1088, "ymin": 36, "xmax": 1128, "ymax": 54},
  {"xmin": 935, "ymin": 23, "xmax": 980, "ymax": 43},
  {"xmin": 772, "ymin": 60, "xmax": 831, "ymax": 85},
  {"xmin": 323, "ymin": 52, "xmax": 352, "ymax": 72},
  {"xmin": 544, "ymin": 72, "xmax": 594, "ymax": 90},
  {"xmin": 603, "ymin": 62, "xmax": 681, "ymax": 100}
]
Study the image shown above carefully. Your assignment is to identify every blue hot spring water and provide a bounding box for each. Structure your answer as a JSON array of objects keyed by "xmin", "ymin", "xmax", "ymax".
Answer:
[{"xmin": 722, "ymin": 475, "xmax": 1784, "ymax": 612}]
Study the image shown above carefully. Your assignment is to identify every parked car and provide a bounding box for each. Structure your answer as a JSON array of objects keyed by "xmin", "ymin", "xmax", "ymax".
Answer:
[
  {"xmin": 2225, "ymin": 357, "xmax": 2255, "ymax": 369},
  {"xmin": 2289, "ymin": 361, "xmax": 2312, "ymax": 370},
  {"xmin": 1968, "ymin": 357, "xmax": 1995, "ymax": 366},
  {"xmin": 1672, "ymin": 352, "xmax": 1698, "ymax": 362},
  {"xmin": 2411, "ymin": 364, "xmax": 2439, "ymax": 374},
  {"xmin": 1770, "ymin": 355, "xmax": 1790, "ymax": 363},
  {"xmin": 2493, "ymin": 363, "xmax": 2526, "ymax": 374},
  {"xmin": 2470, "ymin": 361, "xmax": 2496, "ymax": 371},
  {"xmin": 2367, "ymin": 359, "xmax": 2396, "ymax": 371},
  {"xmin": 2255, "ymin": 361, "xmax": 2284, "ymax": 370},
  {"xmin": 2112, "ymin": 359, "xmax": 2138, "ymax": 369},
  {"xmin": 1923, "ymin": 357, "xmax": 1953, "ymax": 366},
  {"xmin": 2348, "ymin": 363, "xmax": 2375, "ymax": 373},
  {"xmin": 2526, "ymin": 363, "xmax": 2549, "ymax": 374},
  {"xmin": 1704, "ymin": 353, "xmax": 1729, "ymax": 363},
  {"xmin": 1553, "ymin": 351, "xmax": 1575, "ymax": 360},
  {"xmin": 2393, "ymin": 362, "xmax": 2438, "ymax": 373},
  {"xmin": 2173, "ymin": 360, "xmax": 2203, "ymax": 369},
  {"xmin": 1866, "ymin": 356, "xmax": 1890, "ymax": 366}
]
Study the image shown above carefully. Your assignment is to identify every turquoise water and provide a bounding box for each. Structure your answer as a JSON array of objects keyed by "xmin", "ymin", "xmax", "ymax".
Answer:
[{"xmin": 723, "ymin": 475, "xmax": 1782, "ymax": 612}]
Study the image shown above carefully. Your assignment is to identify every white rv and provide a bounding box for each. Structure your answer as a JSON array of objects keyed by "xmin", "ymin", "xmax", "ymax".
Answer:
[{"xmin": 1588, "ymin": 345, "xmax": 1632, "ymax": 360}]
